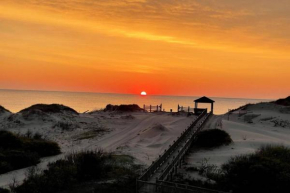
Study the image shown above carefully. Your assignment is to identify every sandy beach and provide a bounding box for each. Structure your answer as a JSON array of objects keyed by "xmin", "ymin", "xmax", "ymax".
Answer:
[
  {"xmin": 0, "ymin": 106, "xmax": 195, "ymax": 187},
  {"xmin": 0, "ymin": 100, "xmax": 290, "ymax": 189}
]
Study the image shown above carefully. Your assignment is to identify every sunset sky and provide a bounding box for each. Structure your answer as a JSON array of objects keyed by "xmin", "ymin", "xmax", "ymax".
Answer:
[{"xmin": 0, "ymin": 0, "xmax": 289, "ymax": 99}]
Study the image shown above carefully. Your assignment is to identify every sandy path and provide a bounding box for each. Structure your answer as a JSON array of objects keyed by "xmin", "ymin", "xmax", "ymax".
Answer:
[{"xmin": 85, "ymin": 114, "xmax": 158, "ymax": 151}]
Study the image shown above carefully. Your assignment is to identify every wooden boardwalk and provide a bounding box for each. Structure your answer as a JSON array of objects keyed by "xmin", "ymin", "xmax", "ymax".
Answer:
[{"xmin": 137, "ymin": 111, "xmax": 222, "ymax": 193}]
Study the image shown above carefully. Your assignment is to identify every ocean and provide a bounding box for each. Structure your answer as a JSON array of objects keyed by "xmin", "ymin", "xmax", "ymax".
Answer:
[{"xmin": 0, "ymin": 89, "xmax": 271, "ymax": 115}]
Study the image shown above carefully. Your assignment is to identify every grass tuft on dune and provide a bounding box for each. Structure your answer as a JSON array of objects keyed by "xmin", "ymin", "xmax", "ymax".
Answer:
[
  {"xmin": 0, "ymin": 130, "xmax": 61, "ymax": 174},
  {"xmin": 213, "ymin": 145, "xmax": 290, "ymax": 193},
  {"xmin": 12, "ymin": 151, "xmax": 141, "ymax": 193},
  {"xmin": 193, "ymin": 129, "xmax": 233, "ymax": 148},
  {"xmin": 19, "ymin": 104, "xmax": 78, "ymax": 115}
]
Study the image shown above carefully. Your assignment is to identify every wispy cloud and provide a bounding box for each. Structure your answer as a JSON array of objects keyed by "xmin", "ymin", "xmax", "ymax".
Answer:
[
  {"xmin": 1, "ymin": 0, "xmax": 290, "ymax": 58},
  {"xmin": 0, "ymin": 0, "xmax": 290, "ymax": 97}
]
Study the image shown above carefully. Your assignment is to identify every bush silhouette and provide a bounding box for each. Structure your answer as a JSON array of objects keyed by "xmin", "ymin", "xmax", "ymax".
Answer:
[
  {"xmin": 0, "ymin": 131, "xmax": 22, "ymax": 149},
  {"xmin": 14, "ymin": 151, "xmax": 139, "ymax": 193},
  {"xmin": 193, "ymin": 129, "xmax": 232, "ymax": 148},
  {"xmin": 216, "ymin": 145, "xmax": 290, "ymax": 193},
  {"xmin": 0, "ymin": 187, "xmax": 10, "ymax": 193},
  {"xmin": 0, "ymin": 131, "xmax": 60, "ymax": 174},
  {"xmin": 19, "ymin": 104, "xmax": 78, "ymax": 115},
  {"xmin": 104, "ymin": 104, "xmax": 144, "ymax": 112}
]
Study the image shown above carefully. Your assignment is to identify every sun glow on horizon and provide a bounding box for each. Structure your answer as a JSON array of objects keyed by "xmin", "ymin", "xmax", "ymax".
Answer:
[{"xmin": 141, "ymin": 91, "xmax": 147, "ymax": 96}]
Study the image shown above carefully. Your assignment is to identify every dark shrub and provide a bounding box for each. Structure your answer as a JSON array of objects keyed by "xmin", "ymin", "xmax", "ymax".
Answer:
[
  {"xmin": 14, "ymin": 151, "xmax": 140, "ymax": 193},
  {"xmin": 0, "ymin": 131, "xmax": 60, "ymax": 174},
  {"xmin": 0, "ymin": 150, "xmax": 39, "ymax": 174},
  {"xmin": 0, "ymin": 131, "xmax": 22, "ymax": 149},
  {"xmin": 33, "ymin": 133, "xmax": 43, "ymax": 140},
  {"xmin": 25, "ymin": 140, "xmax": 61, "ymax": 157},
  {"xmin": 19, "ymin": 104, "xmax": 78, "ymax": 115},
  {"xmin": 275, "ymin": 96, "xmax": 290, "ymax": 106},
  {"xmin": 70, "ymin": 151, "xmax": 105, "ymax": 181},
  {"xmin": 0, "ymin": 188, "xmax": 10, "ymax": 193},
  {"xmin": 216, "ymin": 145, "xmax": 290, "ymax": 193},
  {"xmin": 193, "ymin": 129, "xmax": 232, "ymax": 148},
  {"xmin": 104, "ymin": 104, "xmax": 144, "ymax": 112},
  {"xmin": 94, "ymin": 177, "xmax": 137, "ymax": 193},
  {"xmin": 0, "ymin": 161, "xmax": 13, "ymax": 174},
  {"xmin": 4, "ymin": 150, "xmax": 40, "ymax": 169},
  {"xmin": 15, "ymin": 161, "xmax": 77, "ymax": 193},
  {"xmin": 54, "ymin": 122, "xmax": 74, "ymax": 131},
  {"xmin": 14, "ymin": 151, "xmax": 107, "ymax": 193}
]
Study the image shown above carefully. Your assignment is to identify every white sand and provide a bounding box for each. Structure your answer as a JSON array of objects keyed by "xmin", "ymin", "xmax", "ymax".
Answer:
[
  {"xmin": 1, "ymin": 102, "xmax": 289, "ymax": 188},
  {"xmin": 184, "ymin": 102, "xmax": 290, "ymax": 181},
  {"xmin": 0, "ymin": 110, "xmax": 194, "ymax": 188}
]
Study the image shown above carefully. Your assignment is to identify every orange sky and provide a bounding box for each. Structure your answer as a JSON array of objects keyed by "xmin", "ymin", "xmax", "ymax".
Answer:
[{"xmin": 0, "ymin": 0, "xmax": 289, "ymax": 99}]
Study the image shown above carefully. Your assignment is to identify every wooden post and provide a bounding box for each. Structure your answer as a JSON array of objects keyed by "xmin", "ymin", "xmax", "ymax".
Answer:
[
  {"xmin": 143, "ymin": 104, "xmax": 145, "ymax": 111},
  {"xmin": 177, "ymin": 104, "xmax": 179, "ymax": 112},
  {"xmin": 188, "ymin": 106, "xmax": 190, "ymax": 113},
  {"xmin": 150, "ymin": 105, "xmax": 152, "ymax": 112}
]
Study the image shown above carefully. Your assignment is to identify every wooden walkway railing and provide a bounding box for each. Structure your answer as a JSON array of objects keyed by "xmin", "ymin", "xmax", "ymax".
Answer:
[
  {"xmin": 137, "ymin": 180, "xmax": 228, "ymax": 193},
  {"xmin": 137, "ymin": 111, "xmax": 217, "ymax": 193},
  {"xmin": 177, "ymin": 104, "xmax": 195, "ymax": 113},
  {"xmin": 138, "ymin": 111, "xmax": 207, "ymax": 182},
  {"xmin": 157, "ymin": 113, "xmax": 212, "ymax": 182}
]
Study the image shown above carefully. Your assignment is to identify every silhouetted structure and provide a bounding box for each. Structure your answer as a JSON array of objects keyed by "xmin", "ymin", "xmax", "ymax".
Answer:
[
  {"xmin": 143, "ymin": 104, "xmax": 162, "ymax": 112},
  {"xmin": 177, "ymin": 104, "xmax": 194, "ymax": 113},
  {"xmin": 194, "ymin": 96, "xmax": 215, "ymax": 115}
]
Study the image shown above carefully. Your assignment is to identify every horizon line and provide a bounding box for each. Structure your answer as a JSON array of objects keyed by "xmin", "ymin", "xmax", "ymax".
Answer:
[{"xmin": 0, "ymin": 88, "xmax": 275, "ymax": 101}]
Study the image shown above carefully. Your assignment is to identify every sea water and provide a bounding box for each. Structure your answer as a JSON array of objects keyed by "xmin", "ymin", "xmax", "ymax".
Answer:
[{"xmin": 0, "ymin": 89, "xmax": 270, "ymax": 115}]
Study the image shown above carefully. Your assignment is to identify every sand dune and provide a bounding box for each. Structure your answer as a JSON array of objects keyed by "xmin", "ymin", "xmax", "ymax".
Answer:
[
  {"xmin": 184, "ymin": 102, "xmax": 290, "ymax": 180},
  {"xmin": 1, "ymin": 101, "xmax": 290, "ymax": 188},
  {"xmin": 0, "ymin": 107, "xmax": 194, "ymax": 188}
]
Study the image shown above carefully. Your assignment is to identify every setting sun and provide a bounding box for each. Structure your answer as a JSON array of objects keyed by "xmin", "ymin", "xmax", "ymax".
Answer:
[{"xmin": 141, "ymin": 91, "xmax": 147, "ymax": 96}]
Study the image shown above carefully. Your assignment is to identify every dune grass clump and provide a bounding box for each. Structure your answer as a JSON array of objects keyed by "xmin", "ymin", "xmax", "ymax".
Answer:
[
  {"xmin": 215, "ymin": 145, "xmax": 290, "ymax": 193},
  {"xmin": 0, "ymin": 188, "xmax": 10, "ymax": 193},
  {"xmin": 54, "ymin": 121, "xmax": 75, "ymax": 131},
  {"xmin": 0, "ymin": 131, "xmax": 60, "ymax": 174},
  {"xmin": 13, "ymin": 151, "xmax": 140, "ymax": 193},
  {"xmin": 19, "ymin": 104, "xmax": 78, "ymax": 115},
  {"xmin": 104, "ymin": 104, "xmax": 144, "ymax": 112},
  {"xmin": 193, "ymin": 129, "xmax": 232, "ymax": 148},
  {"xmin": 275, "ymin": 96, "xmax": 290, "ymax": 106}
]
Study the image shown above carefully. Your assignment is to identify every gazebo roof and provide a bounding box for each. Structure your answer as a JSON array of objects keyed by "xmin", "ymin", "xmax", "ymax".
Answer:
[{"xmin": 194, "ymin": 96, "xmax": 215, "ymax": 103}]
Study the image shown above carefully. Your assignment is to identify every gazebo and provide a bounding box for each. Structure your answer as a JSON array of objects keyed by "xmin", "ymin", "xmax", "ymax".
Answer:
[{"xmin": 194, "ymin": 96, "xmax": 215, "ymax": 115}]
